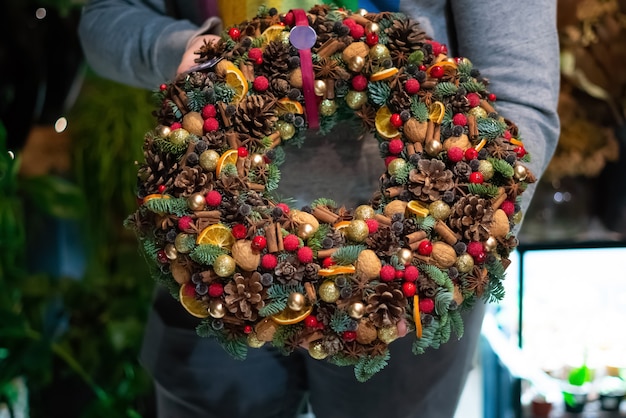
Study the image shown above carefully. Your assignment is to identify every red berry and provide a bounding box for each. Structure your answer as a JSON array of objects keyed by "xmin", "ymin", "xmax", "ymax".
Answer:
[
  {"xmin": 208, "ymin": 282, "xmax": 224, "ymax": 297},
  {"xmin": 402, "ymin": 281, "xmax": 417, "ymax": 297},
  {"xmin": 417, "ymin": 240, "xmax": 433, "ymax": 256},
  {"xmin": 203, "ymin": 117, "xmax": 219, "ymax": 132},
  {"xmin": 404, "ymin": 265, "xmax": 419, "ymax": 282},
  {"xmin": 237, "ymin": 147, "xmax": 249, "ymax": 158},
  {"xmin": 429, "ymin": 40, "xmax": 443, "ymax": 56},
  {"xmin": 430, "ymin": 65, "xmax": 445, "ymax": 78},
  {"xmin": 384, "ymin": 156, "xmax": 397, "ymax": 167},
  {"xmin": 379, "ymin": 265, "xmax": 396, "ymax": 282},
  {"xmin": 297, "ymin": 246, "xmax": 314, "ymax": 263},
  {"xmin": 178, "ymin": 215, "xmax": 193, "ymax": 231},
  {"xmin": 157, "ymin": 249, "xmax": 169, "ymax": 264},
  {"xmin": 275, "ymin": 203, "xmax": 290, "ymax": 215},
  {"xmin": 157, "ymin": 184, "xmax": 166, "ymax": 193},
  {"xmin": 390, "ymin": 113, "xmax": 403, "ymax": 128},
  {"xmin": 322, "ymin": 257, "xmax": 334, "ymax": 268},
  {"xmin": 365, "ymin": 32, "xmax": 378, "ymax": 46},
  {"xmin": 248, "ymin": 48, "xmax": 263, "ymax": 61},
  {"xmin": 231, "ymin": 223, "xmax": 247, "ymax": 239},
  {"xmin": 447, "ymin": 146, "xmax": 464, "ymax": 163},
  {"xmin": 243, "ymin": 325, "xmax": 253, "ymax": 334},
  {"xmin": 159, "ymin": 83, "xmax": 167, "ymax": 91},
  {"xmin": 419, "ymin": 298, "xmax": 435, "ymax": 314},
  {"xmin": 466, "ymin": 93, "xmax": 481, "ymax": 108},
  {"xmin": 251, "ymin": 235, "xmax": 267, "ymax": 251},
  {"xmin": 475, "ymin": 252, "xmax": 487, "ymax": 264},
  {"xmin": 205, "ymin": 190, "xmax": 222, "ymax": 207},
  {"xmin": 464, "ymin": 148, "xmax": 479, "ymax": 160},
  {"xmin": 395, "ymin": 269, "xmax": 405, "ymax": 280},
  {"xmin": 228, "ymin": 27, "xmax": 241, "ymax": 40},
  {"xmin": 452, "ymin": 113, "xmax": 468, "ymax": 126},
  {"xmin": 365, "ymin": 218, "xmax": 379, "ymax": 234},
  {"xmin": 467, "ymin": 241, "xmax": 484, "ymax": 258},
  {"xmin": 388, "ymin": 138, "xmax": 404, "ymax": 155},
  {"xmin": 440, "ymin": 45, "xmax": 448, "ymax": 55},
  {"xmin": 501, "ymin": 200, "xmax": 515, "ymax": 217},
  {"xmin": 514, "ymin": 146, "xmax": 527, "ymax": 158},
  {"xmin": 283, "ymin": 234, "xmax": 300, "ymax": 252},
  {"xmin": 283, "ymin": 11, "xmax": 294, "ymax": 26},
  {"xmin": 350, "ymin": 24, "xmax": 365, "ymax": 40},
  {"xmin": 469, "ymin": 172, "xmax": 484, "ymax": 184},
  {"xmin": 261, "ymin": 253, "xmax": 278, "ymax": 270},
  {"xmin": 201, "ymin": 104, "xmax": 217, "ymax": 119},
  {"xmin": 342, "ymin": 330, "xmax": 357, "ymax": 342},
  {"xmin": 419, "ymin": 65, "xmax": 427, "ymax": 71},
  {"xmin": 488, "ymin": 93, "xmax": 497, "ymax": 102},
  {"xmin": 343, "ymin": 18, "xmax": 356, "ymax": 27},
  {"xmin": 404, "ymin": 78, "xmax": 421, "ymax": 94},
  {"xmin": 304, "ymin": 315, "xmax": 319, "ymax": 328},
  {"xmin": 503, "ymin": 131, "xmax": 512, "ymax": 140},
  {"xmin": 351, "ymin": 74, "xmax": 368, "ymax": 91},
  {"xmin": 170, "ymin": 122, "xmax": 182, "ymax": 130},
  {"xmin": 253, "ymin": 75, "xmax": 269, "ymax": 92}
]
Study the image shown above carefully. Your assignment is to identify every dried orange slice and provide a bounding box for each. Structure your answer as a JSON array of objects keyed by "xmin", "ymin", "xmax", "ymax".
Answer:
[
  {"xmin": 142, "ymin": 193, "xmax": 170, "ymax": 204},
  {"xmin": 375, "ymin": 105, "xmax": 400, "ymax": 139},
  {"xmin": 318, "ymin": 265, "xmax": 356, "ymax": 277},
  {"xmin": 196, "ymin": 223, "xmax": 236, "ymax": 250},
  {"xmin": 215, "ymin": 149, "xmax": 238, "ymax": 176},
  {"xmin": 261, "ymin": 24, "xmax": 286, "ymax": 47},
  {"xmin": 509, "ymin": 138, "xmax": 523, "ymax": 147},
  {"xmin": 224, "ymin": 65, "xmax": 248, "ymax": 104},
  {"xmin": 428, "ymin": 101, "xmax": 445, "ymax": 124},
  {"xmin": 414, "ymin": 295, "xmax": 422, "ymax": 338},
  {"xmin": 179, "ymin": 282, "xmax": 210, "ymax": 318},
  {"xmin": 271, "ymin": 305, "xmax": 313, "ymax": 325},
  {"xmin": 277, "ymin": 98, "xmax": 304, "ymax": 115},
  {"xmin": 426, "ymin": 60, "xmax": 457, "ymax": 76},
  {"xmin": 370, "ymin": 67, "xmax": 399, "ymax": 82},
  {"xmin": 333, "ymin": 220, "xmax": 351, "ymax": 231},
  {"xmin": 407, "ymin": 200, "xmax": 430, "ymax": 217}
]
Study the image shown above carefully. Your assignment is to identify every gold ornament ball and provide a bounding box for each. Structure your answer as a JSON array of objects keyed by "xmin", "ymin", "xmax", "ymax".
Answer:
[
  {"xmin": 345, "ymin": 90, "xmax": 368, "ymax": 109},
  {"xmin": 297, "ymin": 223, "xmax": 315, "ymax": 240},
  {"xmin": 280, "ymin": 31, "xmax": 291, "ymax": 44},
  {"xmin": 308, "ymin": 341, "xmax": 328, "ymax": 360},
  {"xmin": 358, "ymin": 8, "xmax": 368, "ymax": 16},
  {"xmin": 428, "ymin": 200, "xmax": 451, "ymax": 220},
  {"xmin": 425, "ymin": 139, "xmax": 443, "ymax": 156},
  {"xmin": 367, "ymin": 22, "xmax": 380, "ymax": 33},
  {"xmin": 156, "ymin": 124, "xmax": 171, "ymax": 137},
  {"xmin": 456, "ymin": 253, "xmax": 475, "ymax": 273},
  {"xmin": 319, "ymin": 281, "xmax": 340, "ymax": 303},
  {"xmin": 169, "ymin": 128, "xmax": 189, "ymax": 146},
  {"xmin": 346, "ymin": 219, "xmax": 369, "ymax": 242},
  {"xmin": 513, "ymin": 210, "xmax": 523, "ymax": 224},
  {"xmin": 484, "ymin": 236, "xmax": 498, "ymax": 252},
  {"xmin": 348, "ymin": 55, "xmax": 365, "ymax": 72},
  {"xmin": 174, "ymin": 233, "xmax": 194, "ymax": 254},
  {"xmin": 250, "ymin": 153, "xmax": 265, "ymax": 167},
  {"xmin": 314, "ymin": 80, "xmax": 327, "ymax": 96},
  {"xmin": 319, "ymin": 99, "xmax": 337, "ymax": 116},
  {"xmin": 354, "ymin": 204, "xmax": 375, "ymax": 220},
  {"xmin": 199, "ymin": 149, "xmax": 220, "ymax": 171},
  {"xmin": 164, "ymin": 243, "xmax": 178, "ymax": 260},
  {"xmin": 247, "ymin": 332, "xmax": 266, "ymax": 348},
  {"xmin": 397, "ymin": 248, "xmax": 413, "ymax": 265},
  {"xmin": 514, "ymin": 164, "xmax": 528, "ymax": 181},
  {"xmin": 478, "ymin": 160, "xmax": 494, "ymax": 181},
  {"xmin": 378, "ymin": 325, "xmax": 399, "ymax": 344},
  {"xmin": 468, "ymin": 107, "xmax": 488, "ymax": 119},
  {"xmin": 187, "ymin": 192, "xmax": 206, "ymax": 211},
  {"xmin": 278, "ymin": 123, "xmax": 295, "ymax": 140},
  {"xmin": 287, "ymin": 292, "xmax": 306, "ymax": 311},
  {"xmin": 369, "ymin": 44, "xmax": 390, "ymax": 61},
  {"xmin": 209, "ymin": 299, "xmax": 226, "ymax": 318},
  {"xmin": 387, "ymin": 158, "xmax": 407, "ymax": 177},
  {"xmin": 348, "ymin": 302, "xmax": 366, "ymax": 319},
  {"xmin": 213, "ymin": 254, "xmax": 236, "ymax": 277}
]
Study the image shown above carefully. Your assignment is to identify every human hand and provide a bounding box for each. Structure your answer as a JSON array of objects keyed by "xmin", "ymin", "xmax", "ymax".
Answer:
[{"xmin": 177, "ymin": 34, "xmax": 221, "ymax": 75}]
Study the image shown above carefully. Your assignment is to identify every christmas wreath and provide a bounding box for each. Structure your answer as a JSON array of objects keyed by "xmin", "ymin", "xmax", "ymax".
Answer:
[{"xmin": 126, "ymin": 5, "xmax": 535, "ymax": 382}]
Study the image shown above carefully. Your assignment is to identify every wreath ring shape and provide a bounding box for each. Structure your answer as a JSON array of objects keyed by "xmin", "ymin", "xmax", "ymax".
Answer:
[{"xmin": 127, "ymin": 5, "xmax": 535, "ymax": 382}]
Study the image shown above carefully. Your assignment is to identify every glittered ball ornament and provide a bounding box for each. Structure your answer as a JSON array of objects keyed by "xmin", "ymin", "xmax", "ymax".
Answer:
[
  {"xmin": 319, "ymin": 99, "xmax": 337, "ymax": 116},
  {"xmin": 354, "ymin": 204, "xmax": 375, "ymax": 220},
  {"xmin": 345, "ymin": 219, "xmax": 369, "ymax": 242},
  {"xmin": 369, "ymin": 44, "xmax": 390, "ymax": 60},
  {"xmin": 345, "ymin": 90, "xmax": 368, "ymax": 109},
  {"xmin": 387, "ymin": 158, "xmax": 407, "ymax": 177},
  {"xmin": 308, "ymin": 341, "xmax": 329, "ymax": 360},
  {"xmin": 377, "ymin": 325, "xmax": 399, "ymax": 344},
  {"xmin": 247, "ymin": 332, "xmax": 266, "ymax": 348},
  {"xmin": 199, "ymin": 149, "xmax": 220, "ymax": 171},
  {"xmin": 169, "ymin": 128, "xmax": 189, "ymax": 146},
  {"xmin": 428, "ymin": 200, "xmax": 451, "ymax": 220},
  {"xmin": 213, "ymin": 254, "xmax": 236, "ymax": 277},
  {"xmin": 455, "ymin": 253, "xmax": 475, "ymax": 273},
  {"xmin": 319, "ymin": 281, "xmax": 340, "ymax": 303}
]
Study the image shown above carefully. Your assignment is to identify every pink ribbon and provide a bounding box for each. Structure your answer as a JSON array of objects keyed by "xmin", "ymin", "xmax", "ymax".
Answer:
[{"xmin": 290, "ymin": 9, "xmax": 319, "ymax": 130}]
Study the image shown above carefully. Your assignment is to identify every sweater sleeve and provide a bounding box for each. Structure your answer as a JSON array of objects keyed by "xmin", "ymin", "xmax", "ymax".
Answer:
[
  {"xmin": 78, "ymin": 0, "xmax": 221, "ymax": 89},
  {"xmin": 449, "ymin": 0, "xmax": 561, "ymax": 212}
]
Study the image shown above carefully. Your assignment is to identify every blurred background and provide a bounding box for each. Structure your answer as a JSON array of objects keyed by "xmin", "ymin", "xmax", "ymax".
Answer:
[{"xmin": 0, "ymin": 0, "xmax": 624, "ymax": 417}]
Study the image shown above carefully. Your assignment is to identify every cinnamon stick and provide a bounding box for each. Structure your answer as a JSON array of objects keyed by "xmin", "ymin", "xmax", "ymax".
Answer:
[{"xmin": 434, "ymin": 220, "xmax": 459, "ymax": 245}]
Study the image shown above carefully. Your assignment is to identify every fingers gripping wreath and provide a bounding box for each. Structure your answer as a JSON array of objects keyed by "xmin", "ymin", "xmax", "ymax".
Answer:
[{"xmin": 126, "ymin": 5, "xmax": 535, "ymax": 382}]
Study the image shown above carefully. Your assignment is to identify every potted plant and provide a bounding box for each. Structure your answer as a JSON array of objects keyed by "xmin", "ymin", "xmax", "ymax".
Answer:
[{"xmin": 561, "ymin": 362, "xmax": 592, "ymax": 413}]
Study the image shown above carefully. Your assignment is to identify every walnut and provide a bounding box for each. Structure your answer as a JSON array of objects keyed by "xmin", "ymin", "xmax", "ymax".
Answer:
[
  {"xmin": 182, "ymin": 111, "xmax": 204, "ymax": 136},
  {"xmin": 255, "ymin": 318, "xmax": 278, "ymax": 341},
  {"xmin": 342, "ymin": 41, "xmax": 369, "ymax": 63},
  {"xmin": 231, "ymin": 240, "xmax": 261, "ymax": 271},
  {"xmin": 170, "ymin": 258, "xmax": 191, "ymax": 284},
  {"xmin": 403, "ymin": 118, "xmax": 427, "ymax": 143},
  {"xmin": 355, "ymin": 249, "xmax": 382, "ymax": 280},
  {"xmin": 490, "ymin": 209, "xmax": 510, "ymax": 238},
  {"xmin": 289, "ymin": 68, "xmax": 303, "ymax": 88},
  {"xmin": 383, "ymin": 199, "xmax": 407, "ymax": 217},
  {"xmin": 431, "ymin": 241, "xmax": 457, "ymax": 268},
  {"xmin": 356, "ymin": 318, "xmax": 378, "ymax": 344},
  {"xmin": 443, "ymin": 133, "xmax": 471, "ymax": 151}
]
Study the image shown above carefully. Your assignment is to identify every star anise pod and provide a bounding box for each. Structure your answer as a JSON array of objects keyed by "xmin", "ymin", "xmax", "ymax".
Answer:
[
  {"xmin": 314, "ymin": 57, "xmax": 349, "ymax": 80},
  {"xmin": 355, "ymin": 103, "xmax": 377, "ymax": 132},
  {"xmin": 342, "ymin": 340, "xmax": 367, "ymax": 361},
  {"xmin": 464, "ymin": 266, "xmax": 489, "ymax": 297}
]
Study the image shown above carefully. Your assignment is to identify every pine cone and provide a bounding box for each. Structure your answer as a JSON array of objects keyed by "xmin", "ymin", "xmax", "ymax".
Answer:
[
  {"xmin": 365, "ymin": 283, "xmax": 405, "ymax": 327},
  {"xmin": 450, "ymin": 91, "xmax": 471, "ymax": 115},
  {"xmin": 233, "ymin": 94, "xmax": 278, "ymax": 138},
  {"xmin": 139, "ymin": 143, "xmax": 179, "ymax": 194},
  {"xmin": 385, "ymin": 18, "xmax": 427, "ymax": 67},
  {"xmin": 417, "ymin": 275, "xmax": 438, "ymax": 298},
  {"xmin": 387, "ymin": 88, "xmax": 412, "ymax": 114},
  {"xmin": 261, "ymin": 41, "xmax": 290, "ymax": 79},
  {"xmin": 173, "ymin": 166, "xmax": 210, "ymax": 197},
  {"xmin": 321, "ymin": 334, "xmax": 344, "ymax": 356},
  {"xmin": 274, "ymin": 259, "xmax": 305, "ymax": 286},
  {"xmin": 448, "ymin": 194, "xmax": 495, "ymax": 241},
  {"xmin": 224, "ymin": 272, "xmax": 266, "ymax": 321},
  {"xmin": 408, "ymin": 158, "xmax": 455, "ymax": 202},
  {"xmin": 365, "ymin": 225, "xmax": 401, "ymax": 258}
]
